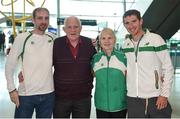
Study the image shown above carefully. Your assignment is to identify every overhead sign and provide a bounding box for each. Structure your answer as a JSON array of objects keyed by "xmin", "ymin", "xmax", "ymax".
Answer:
[{"xmin": 57, "ymin": 18, "xmax": 97, "ymax": 26}]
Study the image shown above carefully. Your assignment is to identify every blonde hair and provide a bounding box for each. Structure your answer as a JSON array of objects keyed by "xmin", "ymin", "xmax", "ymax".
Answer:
[{"xmin": 99, "ymin": 28, "xmax": 116, "ymax": 41}]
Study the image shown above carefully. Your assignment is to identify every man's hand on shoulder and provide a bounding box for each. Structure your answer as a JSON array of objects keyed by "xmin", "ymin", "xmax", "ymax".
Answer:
[{"xmin": 91, "ymin": 38, "xmax": 97, "ymax": 47}]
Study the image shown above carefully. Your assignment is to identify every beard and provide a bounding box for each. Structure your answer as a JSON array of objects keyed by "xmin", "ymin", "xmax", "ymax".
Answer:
[{"xmin": 36, "ymin": 24, "xmax": 48, "ymax": 32}]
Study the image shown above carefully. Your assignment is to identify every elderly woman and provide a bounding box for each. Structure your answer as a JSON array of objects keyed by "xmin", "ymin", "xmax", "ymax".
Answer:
[{"xmin": 92, "ymin": 28, "xmax": 127, "ymax": 118}]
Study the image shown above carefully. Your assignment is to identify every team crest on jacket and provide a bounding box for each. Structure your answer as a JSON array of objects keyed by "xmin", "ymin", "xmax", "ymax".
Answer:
[
  {"xmin": 101, "ymin": 63, "xmax": 104, "ymax": 66},
  {"xmin": 48, "ymin": 39, "xmax": 53, "ymax": 43},
  {"xmin": 145, "ymin": 42, "xmax": 150, "ymax": 46},
  {"xmin": 31, "ymin": 41, "xmax": 34, "ymax": 45}
]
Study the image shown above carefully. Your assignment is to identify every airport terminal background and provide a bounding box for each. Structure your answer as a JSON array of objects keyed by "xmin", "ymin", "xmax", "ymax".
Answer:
[{"xmin": 0, "ymin": 0, "xmax": 180, "ymax": 118}]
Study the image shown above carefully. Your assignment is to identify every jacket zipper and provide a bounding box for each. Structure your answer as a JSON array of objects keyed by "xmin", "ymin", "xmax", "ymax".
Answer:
[
  {"xmin": 134, "ymin": 34, "xmax": 144, "ymax": 62},
  {"xmin": 131, "ymin": 34, "xmax": 144, "ymax": 97},
  {"xmin": 107, "ymin": 56, "xmax": 110, "ymax": 111}
]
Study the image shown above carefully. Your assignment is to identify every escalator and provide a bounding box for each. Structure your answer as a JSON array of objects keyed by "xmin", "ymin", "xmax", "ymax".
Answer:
[
  {"xmin": 142, "ymin": 0, "xmax": 180, "ymax": 40},
  {"xmin": 142, "ymin": 0, "xmax": 180, "ymax": 71}
]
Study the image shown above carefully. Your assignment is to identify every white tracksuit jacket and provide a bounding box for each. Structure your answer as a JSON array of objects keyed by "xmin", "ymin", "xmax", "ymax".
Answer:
[
  {"xmin": 5, "ymin": 32, "xmax": 56, "ymax": 96},
  {"xmin": 122, "ymin": 30, "xmax": 174, "ymax": 98}
]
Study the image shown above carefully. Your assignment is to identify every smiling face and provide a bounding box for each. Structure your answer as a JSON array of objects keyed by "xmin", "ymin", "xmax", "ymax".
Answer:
[
  {"xmin": 63, "ymin": 16, "xmax": 82, "ymax": 42},
  {"xmin": 99, "ymin": 28, "xmax": 116, "ymax": 53},
  {"xmin": 32, "ymin": 8, "xmax": 49, "ymax": 34},
  {"xmin": 123, "ymin": 15, "xmax": 143, "ymax": 37}
]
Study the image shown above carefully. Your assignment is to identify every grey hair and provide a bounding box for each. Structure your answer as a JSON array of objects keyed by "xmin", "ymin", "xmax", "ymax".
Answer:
[
  {"xmin": 64, "ymin": 16, "xmax": 81, "ymax": 27},
  {"xmin": 99, "ymin": 28, "xmax": 116, "ymax": 41}
]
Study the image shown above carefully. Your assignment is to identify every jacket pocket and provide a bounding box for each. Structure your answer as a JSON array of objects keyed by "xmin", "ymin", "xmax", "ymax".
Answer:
[{"xmin": 154, "ymin": 70, "xmax": 159, "ymax": 89}]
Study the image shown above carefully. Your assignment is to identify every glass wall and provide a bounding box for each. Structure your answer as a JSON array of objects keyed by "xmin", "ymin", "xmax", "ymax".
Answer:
[
  {"xmin": 0, "ymin": 0, "xmax": 153, "ymax": 33},
  {"xmin": 168, "ymin": 29, "xmax": 180, "ymax": 69},
  {"xmin": 0, "ymin": 0, "xmax": 153, "ymax": 49},
  {"xmin": 1, "ymin": 0, "xmax": 180, "ymax": 68}
]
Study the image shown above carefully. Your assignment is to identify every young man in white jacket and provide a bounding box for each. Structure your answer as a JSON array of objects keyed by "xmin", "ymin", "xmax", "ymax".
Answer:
[
  {"xmin": 5, "ymin": 7, "xmax": 56, "ymax": 118},
  {"xmin": 122, "ymin": 9, "xmax": 174, "ymax": 118}
]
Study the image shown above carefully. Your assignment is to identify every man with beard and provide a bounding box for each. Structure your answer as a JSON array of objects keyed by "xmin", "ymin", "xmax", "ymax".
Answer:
[{"xmin": 5, "ymin": 7, "xmax": 56, "ymax": 118}]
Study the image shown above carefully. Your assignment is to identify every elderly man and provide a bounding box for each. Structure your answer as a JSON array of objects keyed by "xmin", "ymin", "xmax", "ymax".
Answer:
[{"xmin": 53, "ymin": 16, "xmax": 97, "ymax": 118}]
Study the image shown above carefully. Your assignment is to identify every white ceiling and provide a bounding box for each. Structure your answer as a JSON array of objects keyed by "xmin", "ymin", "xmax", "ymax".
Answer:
[{"xmin": 0, "ymin": 0, "xmax": 153, "ymax": 37}]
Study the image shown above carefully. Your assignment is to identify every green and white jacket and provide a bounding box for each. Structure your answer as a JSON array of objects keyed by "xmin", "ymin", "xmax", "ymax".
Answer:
[
  {"xmin": 92, "ymin": 49, "xmax": 127, "ymax": 112},
  {"xmin": 122, "ymin": 30, "xmax": 174, "ymax": 98}
]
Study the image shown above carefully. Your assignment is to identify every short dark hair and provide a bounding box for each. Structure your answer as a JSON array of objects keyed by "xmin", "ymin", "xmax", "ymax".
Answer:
[
  {"xmin": 32, "ymin": 7, "xmax": 49, "ymax": 19},
  {"xmin": 123, "ymin": 9, "xmax": 141, "ymax": 22}
]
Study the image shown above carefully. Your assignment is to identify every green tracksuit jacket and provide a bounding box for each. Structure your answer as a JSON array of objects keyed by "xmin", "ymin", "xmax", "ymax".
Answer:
[{"xmin": 92, "ymin": 49, "xmax": 127, "ymax": 112}]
